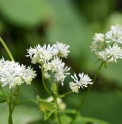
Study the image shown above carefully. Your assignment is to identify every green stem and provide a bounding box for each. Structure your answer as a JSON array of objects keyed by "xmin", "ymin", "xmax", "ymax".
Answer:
[
  {"xmin": 58, "ymin": 91, "xmax": 72, "ymax": 98},
  {"xmin": 11, "ymin": 87, "xmax": 20, "ymax": 114},
  {"xmin": 8, "ymin": 87, "xmax": 20, "ymax": 124},
  {"xmin": 41, "ymin": 68, "xmax": 52, "ymax": 96},
  {"xmin": 0, "ymin": 37, "xmax": 14, "ymax": 61},
  {"xmin": 55, "ymin": 96, "xmax": 62, "ymax": 124},
  {"xmin": 69, "ymin": 61, "xmax": 104, "ymax": 124},
  {"xmin": 17, "ymin": 100, "xmax": 37, "ymax": 105},
  {"xmin": 0, "ymin": 37, "xmax": 15, "ymax": 124},
  {"xmin": 54, "ymin": 82, "xmax": 62, "ymax": 124},
  {"xmin": 0, "ymin": 86, "xmax": 9, "ymax": 103},
  {"xmin": 8, "ymin": 89, "xmax": 13, "ymax": 124}
]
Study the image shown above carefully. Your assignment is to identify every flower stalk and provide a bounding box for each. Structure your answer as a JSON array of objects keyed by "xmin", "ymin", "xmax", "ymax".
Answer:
[
  {"xmin": 0, "ymin": 37, "xmax": 14, "ymax": 61},
  {"xmin": 0, "ymin": 37, "xmax": 36, "ymax": 124},
  {"xmin": 69, "ymin": 61, "xmax": 104, "ymax": 124},
  {"xmin": 53, "ymin": 82, "xmax": 62, "ymax": 124}
]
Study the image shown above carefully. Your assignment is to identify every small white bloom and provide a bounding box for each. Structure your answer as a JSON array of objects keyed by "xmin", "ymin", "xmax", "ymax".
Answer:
[
  {"xmin": 43, "ymin": 72, "xmax": 50, "ymax": 79},
  {"xmin": 0, "ymin": 58, "xmax": 36, "ymax": 89},
  {"xmin": 105, "ymin": 24, "xmax": 122, "ymax": 44},
  {"xmin": 90, "ymin": 42, "xmax": 98, "ymax": 52},
  {"xmin": 93, "ymin": 33, "xmax": 105, "ymax": 42},
  {"xmin": 78, "ymin": 73, "xmax": 93, "ymax": 88},
  {"xmin": 71, "ymin": 73, "xmax": 93, "ymax": 90},
  {"xmin": 26, "ymin": 44, "xmax": 58, "ymax": 64},
  {"xmin": 26, "ymin": 42, "xmax": 71, "ymax": 86},
  {"xmin": 97, "ymin": 51, "xmax": 107, "ymax": 61},
  {"xmin": 54, "ymin": 62, "xmax": 70, "ymax": 86},
  {"xmin": 43, "ymin": 62, "xmax": 51, "ymax": 72},
  {"xmin": 26, "ymin": 45, "xmax": 42, "ymax": 64},
  {"xmin": 90, "ymin": 34, "xmax": 105, "ymax": 53},
  {"xmin": 14, "ymin": 77, "xmax": 23, "ymax": 85},
  {"xmin": 50, "ymin": 56, "xmax": 62, "ymax": 72},
  {"xmin": 97, "ymin": 44, "xmax": 122, "ymax": 63},
  {"xmin": 69, "ymin": 81, "xmax": 79, "ymax": 93},
  {"xmin": 91, "ymin": 24, "xmax": 122, "ymax": 63},
  {"xmin": 40, "ymin": 44, "xmax": 53, "ymax": 61},
  {"xmin": 53, "ymin": 41, "xmax": 70, "ymax": 58}
]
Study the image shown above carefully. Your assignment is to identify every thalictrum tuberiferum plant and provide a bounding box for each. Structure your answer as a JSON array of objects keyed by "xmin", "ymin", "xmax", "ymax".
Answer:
[{"xmin": 0, "ymin": 24, "xmax": 122, "ymax": 124}]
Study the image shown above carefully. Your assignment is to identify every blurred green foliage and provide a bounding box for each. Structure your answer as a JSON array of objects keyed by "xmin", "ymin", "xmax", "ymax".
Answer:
[{"xmin": 0, "ymin": 0, "xmax": 122, "ymax": 123}]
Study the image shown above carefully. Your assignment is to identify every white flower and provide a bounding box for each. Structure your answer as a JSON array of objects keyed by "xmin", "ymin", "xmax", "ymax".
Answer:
[
  {"xmin": 53, "ymin": 41, "xmax": 70, "ymax": 58},
  {"xmin": 40, "ymin": 44, "xmax": 57, "ymax": 61},
  {"xmin": 69, "ymin": 81, "xmax": 79, "ymax": 93},
  {"xmin": 97, "ymin": 51, "xmax": 107, "ymax": 61},
  {"xmin": 26, "ymin": 42, "xmax": 71, "ymax": 86},
  {"xmin": 91, "ymin": 24, "xmax": 122, "ymax": 63},
  {"xmin": 26, "ymin": 44, "xmax": 58, "ymax": 64},
  {"xmin": 43, "ymin": 72, "xmax": 50, "ymax": 79},
  {"xmin": 93, "ymin": 33, "xmax": 105, "ymax": 43},
  {"xmin": 43, "ymin": 62, "xmax": 51, "ymax": 72},
  {"xmin": 0, "ymin": 58, "xmax": 36, "ymax": 89},
  {"xmin": 90, "ymin": 34, "xmax": 105, "ymax": 53},
  {"xmin": 105, "ymin": 24, "xmax": 122, "ymax": 44},
  {"xmin": 26, "ymin": 45, "xmax": 42, "ymax": 64},
  {"xmin": 97, "ymin": 44, "xmax": 122, "ymax": 63},
  {"xmin": 54, "ymin": 62, "xmax": 70, "ymax": 85},
  {"xmin": 78, "ymin": 73, "xmax": 93, "ymax": 87},
  {"xmin": 70, "ymin": 73, "xmax": 93, "ymax": 91},
  {"xmin": 90, "ymin": 42, "xmax": 98, "ymax": 53},
  {"xmin": 49, "ymin": 56, "xmax": 62, "ymax": 72}
]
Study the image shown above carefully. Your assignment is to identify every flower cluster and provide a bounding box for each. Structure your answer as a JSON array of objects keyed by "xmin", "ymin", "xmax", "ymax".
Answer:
[
  {"xmin": 90, "ymin": 24, "xmax": 122, "ymax": 63},
  {"xmin": 0, "ymin": 57, "xmax": 36, "ymax": 89},
  {"xmin": 27, "ymin": 41, "xmax": 93, "ymax": 92},
  {"xmin": 69, "ymin": 73, "xmax": 93, "ymax": 93},
  {"xmin": 26, "ymin": 42, "xmax": 70, "ymax": 85}
]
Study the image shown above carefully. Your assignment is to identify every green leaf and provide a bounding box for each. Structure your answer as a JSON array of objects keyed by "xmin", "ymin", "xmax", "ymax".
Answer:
[
  {"xmin": 37, "ymin": 95, "xmax": 56, "ymax": 111},
  {"xmin": 0, "ymin": 91, "xmax": 7, "ymax": 103},
  {"xmin": 44, "ymin": 110, "xmax": 53, "ymax": 121},
  {"xmin": 46, "ymin": 0, "xmax": 88, "ymax": 60},
  {"xmin": 65, "ymin": 91, "xmax": 122, "ymax": 123},
  {"xmin": 0, "ymin": 0, "xmax": 51, "ymax": 28},
  {"xmin": 75, "ymin": 116, "xmax": 110, "ymax": 124},
  {"xmin": 57, "ymin": 112, "xmax": 110, "ymax": 124},
  {"xmin": 60, "ymin": 114, "xmax": 71, "ymax": 124},
  {"xmin": 0, "ymin": 104, "xmax": 42, "ymax": 124}
]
